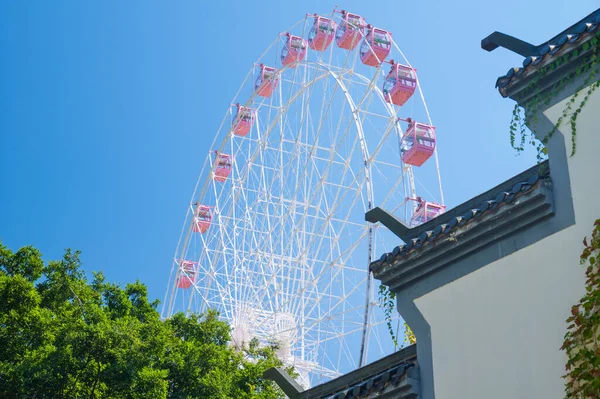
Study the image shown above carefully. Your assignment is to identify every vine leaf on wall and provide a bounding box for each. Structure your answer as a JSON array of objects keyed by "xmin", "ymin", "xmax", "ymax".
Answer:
[{"xmin": 561, "ymin": 219, "xmax": 600, "ymax": 398}]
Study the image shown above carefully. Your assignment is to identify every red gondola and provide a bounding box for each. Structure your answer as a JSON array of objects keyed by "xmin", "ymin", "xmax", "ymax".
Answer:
[
  {"xmin": 409, "ymin": 197, "xmax": 445, "ymax": 227},
  {"xmin": 308, "ymin": 15, "xmax": 336, "ymax": 51},
  {"xmin": 281, "ymin": 33, "xmax": 307, "ymax": 67},
  {"xmin": 192, "ymin": 205, "xmax": 212, "ymax": 233},
  {"xmin": 400, "ymin": 119, "xmax": 436, "ymax": 167},
  {"xmin": 359, "ymin": 25, "xmax": 392, "ymax": 67},
  {"xmin": 408, "ymin": 197, "xmax": 446, "ymax": 227},
  {"xmin": 255, "ymin": 64, "xmax": 278, "ymax": 98},
  {"xmin": 335, "ymin": 11, "xmax": 365, "ymax": 50},
  {"xmin": 383, "ymin": 61, "xmax": 417, "ymax": 106},
  {"xmin": 213, "ymin": 153, "xmax": 232, "ymax": 182},
  {"xmin": 232, "ymin": 104, "xmax": 254, "ymax": 137},
  {"xmin": 177, "ymin": 260, "xmax": 196, "ymax": 289}
]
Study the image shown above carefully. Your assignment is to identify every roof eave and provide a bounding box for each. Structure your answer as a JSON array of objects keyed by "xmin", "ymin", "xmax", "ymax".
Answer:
[
  {"xmin": 291, "ymin": 345, "xmax": 419, "ymax": 399},
  {"xmin": 372, "ymin": 180, "xmax": 554, "ymax": 291},
  {"xmin": 500, "ymin": 33, "xmax": 599, "ymax": 104}
]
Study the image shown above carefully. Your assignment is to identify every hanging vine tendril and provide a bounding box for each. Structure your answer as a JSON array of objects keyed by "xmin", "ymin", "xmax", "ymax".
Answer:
[
  {"xmin": 378, "ymin": 284, "xmax": 417, "ymax": 347},
  {"xmin": 378, "ymin": 284, "xmax": 399, "ymax": 348},
  {"xmin": 403, "ymin": 321, "xmax": 416, "ymax": 345},
  {"xmin": 508, "ymin": 32, "xmax": 600, "ymax": 162}
]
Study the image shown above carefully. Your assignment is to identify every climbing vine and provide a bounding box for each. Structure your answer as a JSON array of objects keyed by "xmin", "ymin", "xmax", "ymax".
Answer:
[
  {"xmin": 379, "ymin": 284, "xmax": 399, "ymax": 348},
  {"xmin": 562, "ymin": 219, "xmax": 600, "ymax": 398},
  {"xmin": 404, "ymin": 321, "xmax": 416, "ymax": 345},
  {"xmin": 378, "ymin": 284, "xmax": 417, "ymax": 348},
  {"xmin": 509, "ymin": 32, "xmax": 600, "ymax": 161}
]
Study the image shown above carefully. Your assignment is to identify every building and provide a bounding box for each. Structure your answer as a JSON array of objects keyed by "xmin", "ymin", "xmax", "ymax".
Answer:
[{"xmin": 266, "ymin": 8, "xmax": 600, "ymax": 399}]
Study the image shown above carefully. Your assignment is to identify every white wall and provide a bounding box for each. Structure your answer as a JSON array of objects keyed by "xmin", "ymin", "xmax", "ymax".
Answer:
[{"xmin": 414, "ymin": 84, "xmax": 600, "ymax": 399}]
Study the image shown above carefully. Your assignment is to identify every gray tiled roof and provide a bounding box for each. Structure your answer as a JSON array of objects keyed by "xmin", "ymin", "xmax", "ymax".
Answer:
[
  {"xmin": 491, "ymin": 8, "xmax": 600, "ymax": 97},
  {"xmin": 265, "ymin": 344, "xmax": 420, "ymax": 399},
  {"xmin": 321, "ymin": 362, "xmax": 419, "ymax": 399},
  {"xmin": 298, "ymin": 345, "xmax": 419, "ymax": 399},
  {"xmin": 369, "ymin": 161, "xmax": 550, "ymax": 273}
]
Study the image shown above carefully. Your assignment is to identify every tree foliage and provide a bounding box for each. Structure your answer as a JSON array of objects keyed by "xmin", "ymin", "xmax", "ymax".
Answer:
[{"xmin": 0, "ymin": 242, "xmax": 289, "ymax": 398}]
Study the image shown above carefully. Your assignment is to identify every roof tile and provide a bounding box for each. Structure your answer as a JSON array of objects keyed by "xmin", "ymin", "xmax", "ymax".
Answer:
[
  {"xmin": 494, "ymin": 9, "xmax": 600, "ymax": 93},
  {"xmin": 369, "ymin": 167, "xmax": 550, "ymax": 271}
]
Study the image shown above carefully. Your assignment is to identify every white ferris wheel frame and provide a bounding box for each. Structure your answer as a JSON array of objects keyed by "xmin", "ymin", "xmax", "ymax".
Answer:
[{"xmin": 161, "ymin": 11, "xmax": 444, "ymax": 387}]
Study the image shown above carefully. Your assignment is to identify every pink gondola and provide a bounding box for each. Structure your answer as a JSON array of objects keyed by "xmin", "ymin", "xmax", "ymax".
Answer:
[
  {"xmin": 359, "ymin": 25, "xmax": 392, "ymax": 67},
  {"xmin": 400, "ymin": 119, "xmax": 436, "ymax": 167},
  {"xmin": 308, "ymin": 15, "xmax": 337, "ymax": 51},
  {"xmin": 192, "ymin": 205, "xmax": 212, "ymax": 233},
  {"xmin": 281, "ymin": 33, "xmax": 307, "ymax": 67},
  {"xmin": 409, "ymin": 197, "xmax": 445, "ymax": 227},
  {"xmin": 232, "ymin": 104, "xmax": 254, "ymax": 137},
  {"xmin": 335, "ymin": 11, "xmax": 365, "ymax": 50},
  {"xmin": 177, "ymin": 260, "xmax": 197, "ymax": 289},
  {"xmin": 255, "ymin": 64, "xmax": 278, "ymax": 98},
  {"xmin": 383, "ymin": 61, "xmax": 417, "ymax": 106},
  {"xmin": 213, "ymin": 153, "xmax": 232, "ymax": 182}
]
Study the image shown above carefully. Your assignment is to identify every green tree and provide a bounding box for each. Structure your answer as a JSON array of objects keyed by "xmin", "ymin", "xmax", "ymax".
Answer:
[{"xmin": 0, "ymin": 241, "xmax": 289, "ymax": 398}]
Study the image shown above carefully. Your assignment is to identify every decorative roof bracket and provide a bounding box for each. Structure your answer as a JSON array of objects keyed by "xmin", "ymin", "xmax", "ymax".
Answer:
[
  {"xmin": 365, "ymin": 207, "xmax": 412, "ymax": 242},
  {"xmin": 481, "ymin": 31, "xmax": 537, "ymax": 56}
]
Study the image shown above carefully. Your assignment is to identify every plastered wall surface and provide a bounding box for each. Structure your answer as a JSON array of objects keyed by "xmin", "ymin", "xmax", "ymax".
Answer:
[{"xmin": 414, "ymin": 85, "xmax": 600, "ymax": 399}]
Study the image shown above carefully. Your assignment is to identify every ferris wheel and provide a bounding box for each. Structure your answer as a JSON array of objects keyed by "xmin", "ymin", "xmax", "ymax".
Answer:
[{"xmin": 162, "ymin": 10, "xmax": 444, "ymax": 388}]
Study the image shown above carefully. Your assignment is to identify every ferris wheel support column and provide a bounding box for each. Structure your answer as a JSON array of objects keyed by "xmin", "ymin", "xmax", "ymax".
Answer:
[{"xmin": 358, "ymin": 224, "xmax": 374, "ymax": 367}]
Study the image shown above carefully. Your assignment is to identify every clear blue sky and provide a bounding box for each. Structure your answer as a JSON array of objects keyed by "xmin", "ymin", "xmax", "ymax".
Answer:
[{"xmin": 1, "ymin": 0, "xmax": 597, "ymax": 305}]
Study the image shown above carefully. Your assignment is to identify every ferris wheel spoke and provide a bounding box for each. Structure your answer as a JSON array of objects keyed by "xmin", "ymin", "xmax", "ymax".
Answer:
[
  {"xmin": 300, "ymin": 303, "xmax": 369, "ymax": 348},
  {"xmin": 269, "ymin": 103, "xmax": 363, "ymax": 260},
  {"xmin": 285, "ymin": 226, "xmax": 371, "ymax": 326},
  {"xmin": 245, "ymin": 81, "xmax": 358, "ymax": 306},
  {"xmin": 290, "ymin": 113, "xmax": 390, "ymax": 272},
  {"xmin": 276, "ymin": 153, "xmax": 370, "ymax": 318},
  {"xmin": 278, "ymin": 181, "xmax": 380, "ymax": 350}
]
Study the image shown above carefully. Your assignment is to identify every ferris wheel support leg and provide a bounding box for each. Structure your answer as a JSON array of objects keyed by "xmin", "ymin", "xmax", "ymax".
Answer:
[
  {"xmin": 358, "ymin": 266, "xmax": 374, "ymax": 367},
  {"xmin": 358, "ymin": 220, "xmax": 374, "ymax": 367}
]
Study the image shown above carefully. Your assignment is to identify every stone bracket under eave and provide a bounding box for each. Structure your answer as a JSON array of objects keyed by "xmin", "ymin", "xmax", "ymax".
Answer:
[
  {"xmin": 481, "ymin": 31, "xmax": 538, "ymax": 56},
  {"xmin": 365, "ymin": 207, "xmax": 414, "ymax": 242},
  {"xmin": 371, "ymin": 181, "xmax": 555, "ymax": 291},
  {"xmin": 263, "ymin": 367, "xmax": 305, "ymax": 398},
  {"xmin": 365, "ymin": 206, "xmax": 459, "ymax": 244},
  {"xmin": 481, "ymin": 8, "xmax": 600, "ymax": 58}
]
